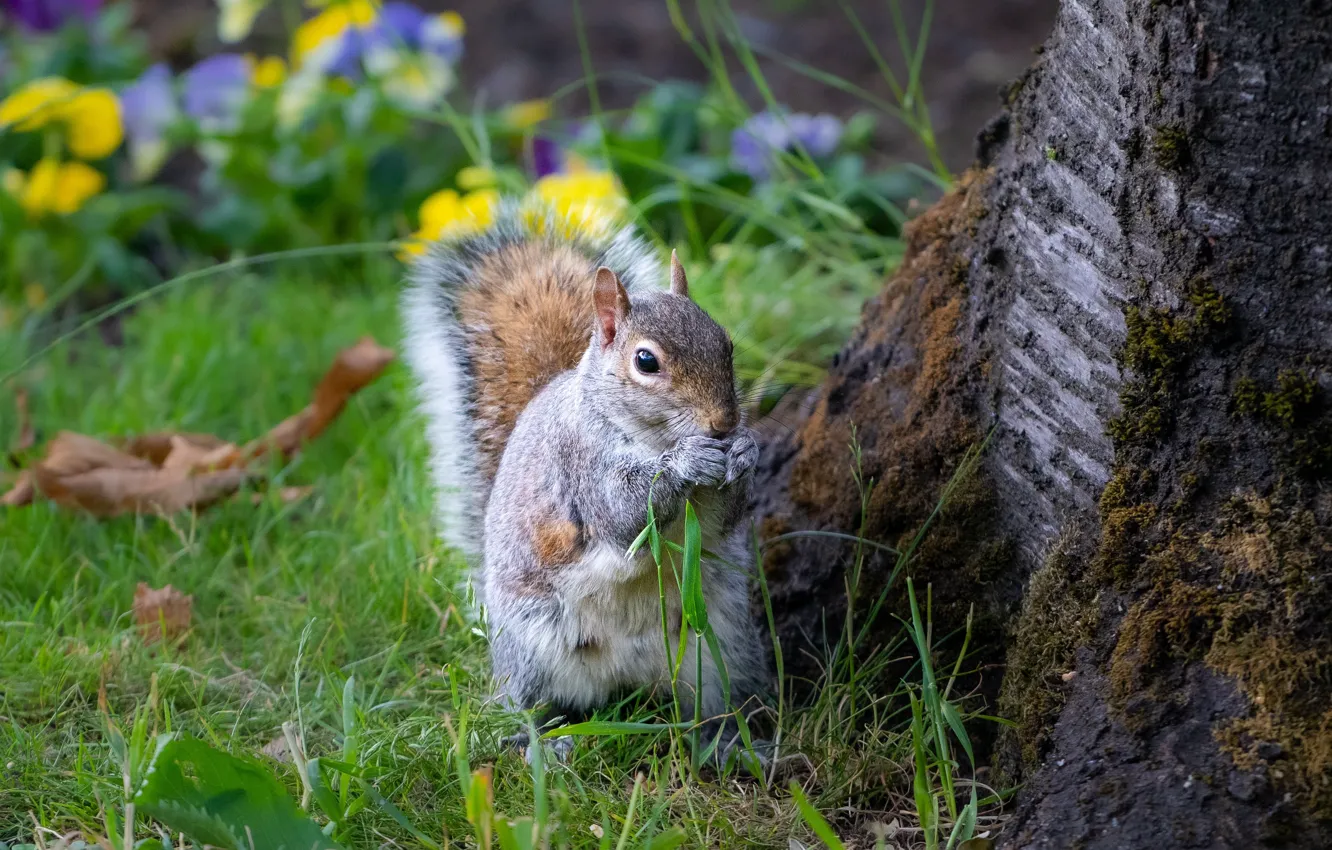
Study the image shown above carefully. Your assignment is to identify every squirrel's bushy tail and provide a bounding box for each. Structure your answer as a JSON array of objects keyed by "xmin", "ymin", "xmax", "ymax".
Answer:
[{"xmin": 402, "ymin": 206, "xmax": 660, "ymax": 565}]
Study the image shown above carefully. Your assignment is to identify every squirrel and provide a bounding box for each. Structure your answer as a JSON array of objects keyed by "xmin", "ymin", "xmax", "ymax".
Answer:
[{"xmin": 402, "ymin": 207, "xmax": 769, "ymax": 762}]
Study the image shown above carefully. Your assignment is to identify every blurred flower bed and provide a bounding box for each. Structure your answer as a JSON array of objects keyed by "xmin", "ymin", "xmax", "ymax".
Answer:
[{"xmin": 0, "ymin": 0, "xmax": 927, "ymax": 320}]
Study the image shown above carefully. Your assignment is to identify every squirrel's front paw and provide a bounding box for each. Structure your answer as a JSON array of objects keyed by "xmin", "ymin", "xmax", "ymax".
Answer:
[
  {"xmin": 724, "ymin": 432, "xmax": 759, "ymax": 485},
  {"xmin": 666, "ymin": 436, "xmax": 729, "ymax": 486}
]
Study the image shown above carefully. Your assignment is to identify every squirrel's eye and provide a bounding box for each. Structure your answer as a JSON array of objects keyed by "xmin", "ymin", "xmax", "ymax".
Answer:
[{"xmin": 634, "ymin": 348, "xmax": 660, "ymax": 374}]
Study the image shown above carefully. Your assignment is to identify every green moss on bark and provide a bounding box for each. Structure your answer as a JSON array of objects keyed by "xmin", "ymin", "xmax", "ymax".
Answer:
[
  {"xmin": 1098, "ymin": 271, "xmax": 1332, "ymax": 816},
  {"xmin": 996, "ymin": 537, "xmax": 1098, "ymax": 773},
  {"xmin": 1106, "ymin": 282, "xmax": 1230, "ymax": 444},
  {"xmin": 1152, "ymin": 125, "xmax": 1191, "ymax": 171}
]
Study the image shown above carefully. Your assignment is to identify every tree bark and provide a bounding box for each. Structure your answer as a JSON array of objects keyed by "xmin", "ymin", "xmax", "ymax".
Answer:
[{"xmin": 756, "ymin": 0, "xmax": 1332, "ymax": 845}]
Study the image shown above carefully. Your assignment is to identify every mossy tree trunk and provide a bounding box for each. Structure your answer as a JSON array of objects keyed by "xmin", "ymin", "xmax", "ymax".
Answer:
[{"xmin": 755, "ymin": 0, "xmax": 1332, "ymax": 844}]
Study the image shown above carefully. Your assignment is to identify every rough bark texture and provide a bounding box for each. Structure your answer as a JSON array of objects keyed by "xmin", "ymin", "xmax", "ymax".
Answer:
[{"xmin": 756, "ymin": 0, "xmax": 1332, "ymax": 845}]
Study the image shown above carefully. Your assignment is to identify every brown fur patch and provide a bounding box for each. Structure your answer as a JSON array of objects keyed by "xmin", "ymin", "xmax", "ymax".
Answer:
[
  {"xmin": 533, "ymin": 519, "xmax": 583, "ymax": 567},
  {"xmin": 458, "ymin": 242, "xmax": 597, "ymax": 483}
]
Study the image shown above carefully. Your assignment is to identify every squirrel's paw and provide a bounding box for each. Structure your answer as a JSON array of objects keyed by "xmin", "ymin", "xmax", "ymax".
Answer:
[
  {"xmin": 527, "ymin": 735, "xmax": 575, "ymax": 765},
  {"xmin": 724, "ymin": 432, "xmax": 759, "ymax": 485},
  {"xmin": 666, "ymin": 436, "xmax": 729, "ymax": 486},
  {"xmin": 700, "ymin": 720, "xmax": 775, "ymax": 777},
  {"xmin": 504, "ymin": 732, "xmax": 575, "ymax": 765},
  {"xmin": 722, "ymin": 736, "xmax": 776, "ymax": 776}
]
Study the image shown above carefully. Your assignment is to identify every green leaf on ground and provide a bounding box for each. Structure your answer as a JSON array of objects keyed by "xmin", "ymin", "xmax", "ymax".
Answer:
[{"xmin": 134, "ymin": 733, "xmax": 341, "ymax": 850}]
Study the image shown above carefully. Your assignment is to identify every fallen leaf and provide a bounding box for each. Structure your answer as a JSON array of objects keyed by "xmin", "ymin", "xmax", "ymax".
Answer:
[
  {"xmin": 134, "ymin": 582, "xmax": 193, "ymax": 644},
  {"xmin": 122, "ymin": 431, "xmax": 230, "ymax": 466},
  {"xmin": 261, "ymin": 735, "xmax": 292, "ymax": 763},
  {"xmin": 1, "ymin": 470, "xmax": 34, "ymax": 506},
  {"xmin": 243, "ymin": 337, "xmax": 395, "ymax": 461},
  {"xmin": 160, "ymin": 434, "xmax": 241, "ymax": 472},
  {"xmin": 32, "ymin": 431, "xmax": 252, "ymax": 516},
  {"xmin": 6, "ymin": 338, "xmax": 393, "ymax": 516}
]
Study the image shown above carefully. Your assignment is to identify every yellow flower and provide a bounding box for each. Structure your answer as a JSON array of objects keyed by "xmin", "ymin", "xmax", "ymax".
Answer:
[
  {"xmin": 62, "ymin": 89, "xmax": 123, "ymax": 159},
  {"xmin": 376, "ymin": 52, "xmax": 455, "ymax": 110},
  {"xmin": 523, "ymin": 171, "xmax": 627, "ymax": 240},
  {"xmin": 456, "ymin": 165, "xmax": 497, "ymax": 191},
  {"xmin": 293, "ymin": 0, "xmax": 376, "ymax": 67},
  {"xmin": 219, "ymin": 0, "xmax": 269, "ymax": 42},
  {"xmin": 0, "ymin": 79, "xmax": 122, "ymax": 160},
  {"xmin": 249, "ymin": 55, "xmax": 288, "ymax": 88},
  {"xmin": 439, "ymin": 10, "xmax": 464, "ymax": 36},
  {"xmin": 402, "ymin": 188, "xmax": 498, "ymax": 258},
  {"xmin": 16, "ymin": 158, "xmax": 106, "ymax": 217},
  {"xmin": 504, "ymin": 99, "xmax": 552, "ymax": 131},
  {"xmin": 0, "ymin": 78, "xmax": 79, "ymax": 131}
]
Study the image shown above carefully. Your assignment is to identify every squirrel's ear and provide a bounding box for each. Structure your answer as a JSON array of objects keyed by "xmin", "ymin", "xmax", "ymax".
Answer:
[
  {"xmin": 594, "ymin": 266, "xmax": 630, "ymax": 349},
  {"xmin": 669, "ymin": 249, "xmax": 689, "ymax": 299}
]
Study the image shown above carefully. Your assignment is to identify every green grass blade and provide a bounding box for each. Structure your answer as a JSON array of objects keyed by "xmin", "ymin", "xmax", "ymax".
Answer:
[{"xmin": 788, "ymin": 781, "xmax": 846, "ymax": 850}]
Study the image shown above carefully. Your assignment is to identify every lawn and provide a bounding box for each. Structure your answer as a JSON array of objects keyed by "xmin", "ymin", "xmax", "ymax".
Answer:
[
  {"xmin": 0, "ymin": 0, "xmax": 976, "ymax": 841},
  {"xmin": 0, "ymin": 251, "xmax": 952, "ymax": 848}
]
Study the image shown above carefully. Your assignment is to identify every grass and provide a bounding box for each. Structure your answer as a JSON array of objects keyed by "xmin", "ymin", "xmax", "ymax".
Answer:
[
  {"xmin": 0, "ymin": 0, "xmax": 999, "ymax": 844},
  {"xmin": 0, "ymin": 249, "xmax": 992, "ymax": 848}
]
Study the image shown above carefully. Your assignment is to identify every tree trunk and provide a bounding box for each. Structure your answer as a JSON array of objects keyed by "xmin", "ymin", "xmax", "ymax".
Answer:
[{"xmin": 756, "ymin": 0, "xmax": 1332, "ymax": 845}]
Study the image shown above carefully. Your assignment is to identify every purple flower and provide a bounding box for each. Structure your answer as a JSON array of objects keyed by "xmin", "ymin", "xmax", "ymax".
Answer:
[
  {"xmin": 374, "ymin": 2, "xmax": 426, "ymax": 48},
  {"xmin": 531, "ymin": 136, "xmax": 563, "ymax": 179},
  {"xmin": 787, "ymin": 113, "xmax": 842, "ymax": 157},
  {"xmin": 326, "ymin": 28, "xmax": 368, "ymax": 79},
  {"xmin": 361, "ymin": 4, "xmax": 462, "ymax": 70},
  {"xmin": 120, "ymin": 63, "xmax": 178, "ymax": 178},
  {"xmin": 2, "ymin": 0, "xmax": 99, "ymax": 32},
  {"xmin": 182, "ymin": 53, "xmax": 249, "ymax": 125},
  {"xmin": 731, "ymin": 110, "xmax": 843, "ymax": 180},
  {"xmin": 336, "ymin": 3, "xmax": 426, "ymax": 79},
  {"xmin": 326, "ymin": 5, "xmax": 424, "ymax": 80},
  {"xmin": 418, "ymin": 11, "xmax": 462, "ymax": 63},
  {"xmin": 120, "ymin": 63, "xmax": 177, "ymax": 141}
]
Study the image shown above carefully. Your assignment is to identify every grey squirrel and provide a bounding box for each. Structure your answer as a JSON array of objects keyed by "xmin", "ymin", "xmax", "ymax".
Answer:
[{"xmin": 401, "ymin": 207, "xmax": 769, "ymax": 759}]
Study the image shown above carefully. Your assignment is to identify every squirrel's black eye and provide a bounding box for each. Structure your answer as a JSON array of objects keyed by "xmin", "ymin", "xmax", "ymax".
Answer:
[{"xmin": 634, "ymin": 348, "xmax": 660, "ymax": 374}]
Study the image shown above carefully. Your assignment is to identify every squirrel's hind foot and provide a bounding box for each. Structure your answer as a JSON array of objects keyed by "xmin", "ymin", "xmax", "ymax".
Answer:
[{"xmin": 503, "ymin": 731, "xmax": 576, "ymax": 765}]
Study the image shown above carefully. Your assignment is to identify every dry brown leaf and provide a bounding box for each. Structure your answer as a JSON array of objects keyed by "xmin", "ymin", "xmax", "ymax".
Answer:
[
  {"xmin": 122, "ymin": 431, "xmax": 230, "ymax": 466},
  {"xmin": 6, "ymin": 337, "xmax": 393, "ymax": 516},
  {"xmin": 160, "ymin": 434, "xmax": 241, "ymax": 472},
  {"xmin": 261, "ymin": 734, "xmax": 293, "ymax": 763},
  {"xmin": 1, "ymin": 470, "xmax": 35, "ymax": 506},
  {"xmin": 10, "ymin": 387, "xmax": 34, "ymax": 455},
  {"xmin": 243, "ymin": 336, "xmax": 395, "ymax": 461},
  {"xmin": 134, "ymin": 582, "xmax": 193, "ymax": 644},
  {"xmin": 32, "ymin": 431, "xmax": 252, "ymax": 516}
]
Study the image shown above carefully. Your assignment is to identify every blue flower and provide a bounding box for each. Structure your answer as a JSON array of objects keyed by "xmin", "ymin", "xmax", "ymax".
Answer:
[
  {"xmin": 182, "ymin": 54, "xmax": 249, "ymax": 126},
  {"xmin": 786, "ymin": 113, "xmax": 842, "ymax": 157},
  {"xmin": 418, "ymin": 11, "xmax": 463, "ymax": 63},
  {"xmin": 374, "ymin": 2, "xmax": 426, "ymax": 47},
  {"xmin": 324, "ymin": 26, "xmax": 369, "ymax": 79},
  {"xmin": 119, "ymin": 63, "xmax": 178, "ymax": 179},
  {"xmin": 731, "ymin": 110, "xmax": 843, "ymax": 180},
  {"xmin": 2, "ymin": 0, "xmax": 100, "ymax": 32}
]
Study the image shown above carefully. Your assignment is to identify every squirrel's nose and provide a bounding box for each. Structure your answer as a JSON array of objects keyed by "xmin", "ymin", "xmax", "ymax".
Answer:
[{"xmin": 704, "ymin": 409, "xmax": 739, "ymax": 437}]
